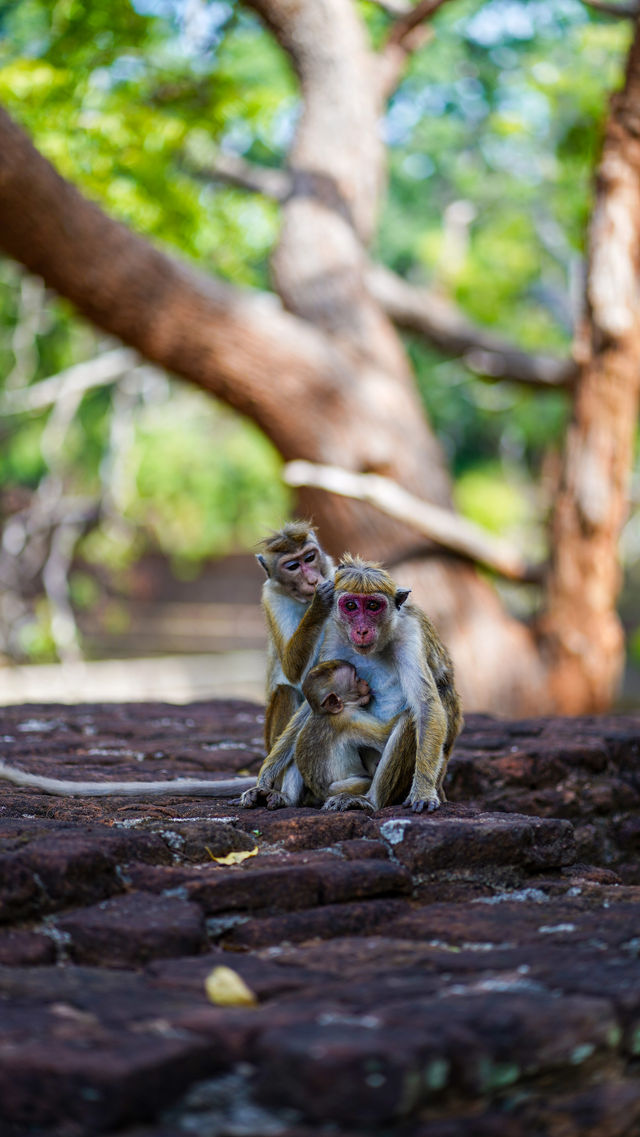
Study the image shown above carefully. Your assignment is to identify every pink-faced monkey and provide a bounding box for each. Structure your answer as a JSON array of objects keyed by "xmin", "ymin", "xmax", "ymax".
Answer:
[
  {"xmin": 242, "ymin": 554, "xmax": 461, "ymax": 813},
  {"xmin": 323, "ymin": 554, "xmax": 462, "ymax": 812}
]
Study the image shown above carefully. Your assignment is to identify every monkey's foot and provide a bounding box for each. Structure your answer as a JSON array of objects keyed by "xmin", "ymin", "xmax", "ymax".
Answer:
[
  {"xmin": 323, "ymin": 793, "xmax": 375, "ymax": 813},
  {"xmin": 404, "ymin": 793, "xmax": 440, "ymax": 813},
  {"xmin": 239, "ymin": 786, "xmax": 272, "ymax": 809}
]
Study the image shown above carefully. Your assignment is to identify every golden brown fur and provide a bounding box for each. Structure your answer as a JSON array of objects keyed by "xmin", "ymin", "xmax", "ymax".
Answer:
[
  {"xmin": 243, "ymin": 554, "xmax": 461, "ymax": 814},
  {"xmin": 321, "ymin": 556, "xmax": 462, "ymax": 812},
  {"xmin": 257, "ymin": 522, "xmax": 335, "ymax": 752}
]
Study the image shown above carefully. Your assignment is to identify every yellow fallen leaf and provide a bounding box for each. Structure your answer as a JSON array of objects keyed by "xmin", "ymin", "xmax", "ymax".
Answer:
[
  {"xmin": 205, "ymin": 966, "xmax": 258, "ymax": 1007},
  {"xmin": 206, "ymin": 846, "xmax": 259, "ymax": 865}
]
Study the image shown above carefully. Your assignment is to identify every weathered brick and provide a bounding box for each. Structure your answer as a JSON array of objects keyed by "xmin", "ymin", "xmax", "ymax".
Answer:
[
  {"xmin": 55, "ymin": 892, "xmax": 207, "ymax": 966},
  {"xmin": 377, "ymin": 811, "xmax": 576, "ymax": 873}
]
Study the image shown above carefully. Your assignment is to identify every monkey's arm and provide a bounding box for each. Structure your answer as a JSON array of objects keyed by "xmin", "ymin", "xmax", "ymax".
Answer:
[
  {"xmin": 268, "ymin": 582, "xmax": 334, "ymax": 684},
  {"xmin": 350, "ymin": 709, "xmax": 403, "ymax": 749},
  {"xmin": 0, "ymin": 761, "xmax": 256, "ymax": 798},
  {"xmin": 264, "ymin": 682, "xmax": 302, "ymax": 751}
]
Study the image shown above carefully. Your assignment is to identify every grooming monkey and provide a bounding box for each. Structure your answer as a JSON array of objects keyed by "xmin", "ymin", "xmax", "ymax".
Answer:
[
  {"xmin": 242, "ymin": 554, "xmax": 461, "ymax": 813},
  {"xmin": 238, "ymin": 521, "xmax": 335, "ymax": 810},
  {"xmin": 296, "ymin": 660, "xmax": 403, "ymax": 811},
  {"xmin": 0, "ymin": 521, "xmax": 333, "ymax": 807},
  {"xmin": 324, "ymin": 554, "xmax": 461, "ymax": 811},
  {"xmin": 256, "ymin": 521, "xmax": 335, "ymax": 750}
]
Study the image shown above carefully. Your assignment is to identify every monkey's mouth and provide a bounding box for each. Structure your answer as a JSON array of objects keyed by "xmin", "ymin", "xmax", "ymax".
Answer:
[{"xmin": 351, "ymin": 640, "xmax": 375, "ymax": 654}]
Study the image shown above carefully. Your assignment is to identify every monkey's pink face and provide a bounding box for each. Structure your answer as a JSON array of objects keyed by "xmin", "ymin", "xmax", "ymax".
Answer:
[{"xmin": 337, "ymin": 593, "xmax": 389, "ymax": 653}]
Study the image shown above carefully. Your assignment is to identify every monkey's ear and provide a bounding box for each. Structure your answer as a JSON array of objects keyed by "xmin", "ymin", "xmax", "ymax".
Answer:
[
  {"xmin": 256, "ymin": 553, "xmax": 270, "ymax": 578},
  {"xmin": 395, "ymin": 588, "xmax": 411, "ymax": 609},
  {"xmin": 321, "ymin": 692, "xmax": 343, "ymax": 715}
]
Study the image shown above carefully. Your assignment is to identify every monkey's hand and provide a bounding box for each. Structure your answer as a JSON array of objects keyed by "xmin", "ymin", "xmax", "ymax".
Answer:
[
  {"xmin": 265, "ymin": 789, "xmax": 290, "ymax": 810},
  {"xmin": 323, "ymin": 793, "xmax": 375, "ymax": 813},
  {"xmin": 311, "ymin": 578, "xmax": 334, "ymax": 614},
  {"xmin": 404, "ymin": 790, "xmax": 441, "ymax": 813}
]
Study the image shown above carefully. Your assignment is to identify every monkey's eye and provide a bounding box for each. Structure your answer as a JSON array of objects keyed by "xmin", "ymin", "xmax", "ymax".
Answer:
[
  {"xmin": 366, "ymin": 599, "xmax": 382, "ymax": 612},
  {"xmin": 304, "ymin": 551, "xmax": 316, "ymax": 563},
  {"xmin": 284, "ymin": 560, "xmax": 300, "ymax": 572},
  {"xmin": 344, "ymin": 600, "xmax": 358, "ymax": 611}
]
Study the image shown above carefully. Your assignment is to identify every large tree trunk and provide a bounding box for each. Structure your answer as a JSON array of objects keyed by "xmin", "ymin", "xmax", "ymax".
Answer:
[
  {"xmin": 242, "ymin": 0, "xmax": 551, "ymax": 712},
  {"xmin": 0, "ymin": 2, "xmax": 638, "ymax": 716},
  {"xmin": 540, "ymin": 19, "xmax": 640, "ymax": 711}
]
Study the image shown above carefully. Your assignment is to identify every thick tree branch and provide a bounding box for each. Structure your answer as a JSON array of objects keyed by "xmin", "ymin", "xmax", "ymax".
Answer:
[
  {"xmin": 0, "ymin": 348, "xmax": 141, "ymax": 414},
  {"xmin": 183, "ymin": 148, "xmax": 568, "ymax": 391},
  {"xmin": 380, "ymin": 0, "xmax": 455, "ymax": 95},
  {"xmin": 367, "ymin": 264, "xmax": 576, "ymax": 387},
  {"xmin": 284, "ymin": 460, "xmax": 541, "ymax": 582},
  {"xmin": 180, "ymin": 149, "xmax": 567, "ymax": 391},
  {"xmin": 190, "ymin": 151, "xmax": 292, "ymax": 201},
  {"xmin": 385, "ymin": 0, "xmax": 452, "ymax": 44},
  {"xmin": 0, "ymin": 105, "xmax": 356, "ymax": 458},
  {"xmin": 246, "ymin": 0, "xmax": 384, "ymax": 245}
]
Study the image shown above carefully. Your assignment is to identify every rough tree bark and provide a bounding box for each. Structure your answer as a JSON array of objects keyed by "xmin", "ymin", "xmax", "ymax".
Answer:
[
  {"xmin": 539, "ymin": 19, "xmax": 640, "ymax": 711},
  {"xmin": 0, "ymin": 1, "xmax": 638, "ymax": 714}
]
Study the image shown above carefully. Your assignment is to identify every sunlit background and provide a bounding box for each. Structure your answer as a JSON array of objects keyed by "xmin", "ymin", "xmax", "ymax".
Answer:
[{"xmin": 1, "ymin": 0, "xmax": 638, "ymax": 705}]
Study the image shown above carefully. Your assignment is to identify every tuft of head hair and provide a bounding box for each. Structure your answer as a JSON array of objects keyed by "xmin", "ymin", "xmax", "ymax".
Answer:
[
  {"xmin": 259, "ymin": 520, "xmax": 317, "ymax": 556},
  {"xmin": 335, "ymin": 553, "xmax": 396, "ymax": 596}
]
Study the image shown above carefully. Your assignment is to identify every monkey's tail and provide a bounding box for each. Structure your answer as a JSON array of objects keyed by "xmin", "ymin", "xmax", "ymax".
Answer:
[{"xmin": 0, "ymin": 761, "xmax": 257, "ymax": 798}]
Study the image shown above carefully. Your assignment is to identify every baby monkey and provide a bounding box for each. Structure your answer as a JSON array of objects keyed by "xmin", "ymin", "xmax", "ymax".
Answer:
[{"xmin": 296, "ymin": 659, "xmax": 402, "ymax": 812}]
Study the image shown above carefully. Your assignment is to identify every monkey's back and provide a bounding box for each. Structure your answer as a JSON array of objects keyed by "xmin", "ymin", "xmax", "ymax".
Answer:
[{"xmin": 409, "ymin": 602, "xmax": 462, "ymax": 757}]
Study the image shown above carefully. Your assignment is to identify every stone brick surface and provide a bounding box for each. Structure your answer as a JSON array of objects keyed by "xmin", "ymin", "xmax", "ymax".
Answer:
[
  {"xmin": 55, "ymin": 891, "xmax": 208, "ymax": 966},
  {"xmin": 0, "ymin": 700, "xmax": 639, "ymax": 1136}
]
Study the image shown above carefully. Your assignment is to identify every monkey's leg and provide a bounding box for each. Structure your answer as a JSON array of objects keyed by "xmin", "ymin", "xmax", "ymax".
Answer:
[
  {"xmin": 264, "ymin": 684, "xmax": 302, "ymax": 750},
  {"xmin": 366, "ymin": 716, "xmax": 415, "ymax": 809},
  {"xmin": 327, "ymin": 776, "xmax": 372, "ymax": 796},
  {"xmin": 241, "ymin": 703, "xmax": 309, "ymax": 808},
  {"xmin": 264, "ymin": 763, "xmax": 305, "ymax": 810}
]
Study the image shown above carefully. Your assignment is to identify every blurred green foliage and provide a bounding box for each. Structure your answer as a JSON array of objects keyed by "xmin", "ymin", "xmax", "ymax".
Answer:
[
  {"xmin": 124, "ymin": 392, "xmax": 289, "ymax": 570},
  {"xmin": 0, "ymin": 0, "xmax": 632, "ymax": 658}
]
